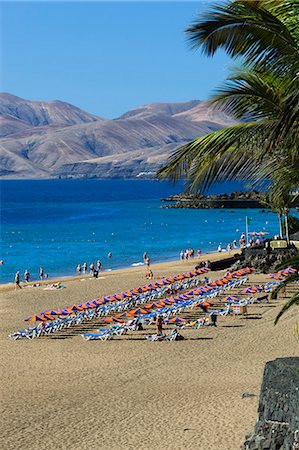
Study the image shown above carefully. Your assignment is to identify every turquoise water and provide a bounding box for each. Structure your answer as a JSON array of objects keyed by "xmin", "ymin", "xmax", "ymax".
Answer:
[{"xmin": 1, "ymin": 179, "xmax": 282, "ymax": 283}]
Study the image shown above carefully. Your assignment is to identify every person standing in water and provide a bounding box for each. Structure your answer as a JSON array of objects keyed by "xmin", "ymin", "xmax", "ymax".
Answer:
[{"xmin": 39, "ymin": 267, "xmax": 44, "ymax": 280}]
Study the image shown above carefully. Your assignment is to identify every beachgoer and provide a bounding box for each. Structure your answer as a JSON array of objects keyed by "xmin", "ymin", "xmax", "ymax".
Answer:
[
  {"xmin": 93, "ymin": 268, "xmax": 99, "ymax": 278},
  {"xmin": 217, "ymin": 244, "xmax": 222, "ymax": 253},
  {"xmin": 97, "ymin": 260, "xmax": 102, "ymax": 271},
  {"xmin": 89, "ymin": 263, "xmax": 94, "ymax": 274},
  {"xmin": 145, "ymin": 270, "xmax": 153, "ymax": 280},
  {"xmin": 15, "ymin": 271, "xmax": 22, "ymax": 289},
  {"xmin": 227, "ymin": 243, "xmax": 231, "ymax": 254},
  {"xmin": 197, "ymin": 249, "xmax": 201, "ymax": 258},
  {"xmin": 143, "ymin": 252, "xmax": 147, "ymax": 262},
  {"xmin": 233, "ymin": 239, "xmax": 237, "ymax": 248},
  {"xmin": 145, "ymin": 256, "xmax": 150, "ymax": 267},
  {"xmin": 24, "ymin": 270, "xmax": 30, "ymax": 283},
  {"xmin": 281, "ymin": 285, "xmax": 286, "ymax": 298},
  {"xmin": 156, "ymin": 316, "xmax": 163, "ymax": 335},
  {"xmin": 39, "ymin": 267, "xmax": 44, "ymax": 280},
  {"xmin": 180, "ymin": 250, "xmax": 184, "ymax": 261},
  {"xmin": 83, "ymin": 262, "xmax": 87, "ymax": 273},
  {"xmin": 199, "ymin": 304, "xmax": 208, "ymax": 313},
  {"xmin": 76, "ymin": 264, "xmax": 81, "ymax": 276},
  {"xmin": 210, "ymin": 313, "xmax": 217, "ymax": 327},
  {"xmin": 108, "ymin": 252, "xmax": 112, "ymax": 259}
]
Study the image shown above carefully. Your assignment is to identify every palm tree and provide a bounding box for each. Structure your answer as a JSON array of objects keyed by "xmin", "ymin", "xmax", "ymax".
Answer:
[
  {"xmin": 269, "ymin": 258, "xmax": 299, "ymax": 324},
  {"xmin": 158, "ymin": 0, "xmax": 299, "ymax": 198}
]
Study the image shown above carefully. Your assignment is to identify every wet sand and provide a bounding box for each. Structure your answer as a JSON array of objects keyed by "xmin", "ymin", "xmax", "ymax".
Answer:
[{"xmin": 0, "ymin": 256, "xmax": 297, "ymax": 450}]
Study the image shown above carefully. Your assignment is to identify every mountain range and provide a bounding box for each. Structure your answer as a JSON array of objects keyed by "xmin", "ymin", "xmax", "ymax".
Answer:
[{"xmin": 0, "ymin": 93, "xmax": 236, "ymax": 179}]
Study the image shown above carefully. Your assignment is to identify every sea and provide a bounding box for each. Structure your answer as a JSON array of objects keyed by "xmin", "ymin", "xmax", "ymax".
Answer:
[{"xmin": 0, "ymin": 179, "xmax": 285, "ymax": 284}]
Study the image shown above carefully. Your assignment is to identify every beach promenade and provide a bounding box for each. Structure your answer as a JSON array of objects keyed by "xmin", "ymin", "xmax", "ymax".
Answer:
[{"xmin": 0, "ymin": 254, "xmax": 298, "ymax": 450}]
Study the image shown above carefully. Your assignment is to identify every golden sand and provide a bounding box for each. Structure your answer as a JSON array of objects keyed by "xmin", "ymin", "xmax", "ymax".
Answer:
[{"xmin": 0, "ymin": 255, "xmax": 298, "ymax": 450}]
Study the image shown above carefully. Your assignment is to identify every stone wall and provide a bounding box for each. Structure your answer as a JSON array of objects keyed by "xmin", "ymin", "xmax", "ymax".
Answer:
[{"xmin": 243, "ymin": 357, "xmax": 299, "ymax": 449}]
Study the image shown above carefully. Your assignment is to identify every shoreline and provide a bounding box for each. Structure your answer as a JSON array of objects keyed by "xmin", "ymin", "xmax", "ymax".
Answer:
[{"xmin": 0, "ymin": 249, "xmax": 241, "ymax": 292}]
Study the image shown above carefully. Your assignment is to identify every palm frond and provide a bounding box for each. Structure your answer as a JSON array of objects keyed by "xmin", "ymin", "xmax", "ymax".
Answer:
[
  {"xmin": 275, "ymin": 257, "xmax": 299, "ymax": 271},
  {"xmin": 274, "ymin": 290, "xmax": 299, "ymax": 325},
  {"xmin": 158, "ymin": 121, "xmax": 274, "ymax": 193},
  {"xmin": 186, "ymin": 0, "xmax": 299, "ymax": 72},
  {"xmin": 271, "ymin": 274, "xmax": 299, "ymax": 300}
]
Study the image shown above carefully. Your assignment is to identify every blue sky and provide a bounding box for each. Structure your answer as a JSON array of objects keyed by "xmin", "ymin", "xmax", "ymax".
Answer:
[{"xmin": 1, "ymin": 1, "xmax": 231, "ymax": 118}]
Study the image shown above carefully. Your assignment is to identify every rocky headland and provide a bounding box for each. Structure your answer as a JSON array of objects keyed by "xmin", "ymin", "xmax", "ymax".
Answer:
[{"xmin": 161, "ymin": 190, "xmax": 267, "ymax": 209}]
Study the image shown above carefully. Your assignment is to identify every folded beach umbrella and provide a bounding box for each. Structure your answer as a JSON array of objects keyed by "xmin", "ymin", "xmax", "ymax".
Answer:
[
  {"xmin": 166, "ymin": 317, "xmax": 187, "ymax": 324},
  {"xmin": 70, "ymin": 305, "xmax": 84, "ymax": 312},
  {"xmin": 104, "ymin": 317, "xmax": 124, "ymax": 323},
  {"xmin": 281, "ymin": 267, "xmax": 297, "ymax": 275},
  {"xmin": 42, "ymin": 314, "xmax": 55, "ymax": 321},
  {"xmin": 144, "ymin": 303, "xmax": 154, "ymax": 309},
  {"xmin": 221, "ymin": 295, "xmax": 239, "ymax": 302},
  {"xmin": 24, "ymin": 315, "xmax": 47, "ymax": 322},
  {"xmin": 119, "ymin": 312, "xmax": 135, "ymax": 318},
  {"xmin": 78, "ymin": 303, "xmax": 89, "ymax": 310},
  {"xmin": 176, "ymin": 274, "xmax": 185, "ymax": 280},
  {"xmin": 121, "ymin": 291, "xmax": 132, "ymax": 297},
  {"xmin": 151, "ymin": 302, "xmax": 163, "ymax": 309},
  {"xmin": 43, "ymin": 310, "xmax": 62, "ymax": 316},
  {"xmin": 167, "ymin": 277, "xmax": 176, "ymax": 283},
  {"xmin": 129, "ymin": 308, "xmax": 148, "ymax": 316}
]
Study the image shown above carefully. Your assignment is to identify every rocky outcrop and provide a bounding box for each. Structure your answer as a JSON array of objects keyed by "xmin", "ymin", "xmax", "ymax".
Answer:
[
  {"xmin": 229, "ymin": 246, "xmax": 299, "ymax": 274},
  {"xmin": 161, "ymin": 191, "xmax": 267, "ymax": 209},
  {"xmin": 243, "ymin": 357, "xmax": 299, "ymax": 450}
]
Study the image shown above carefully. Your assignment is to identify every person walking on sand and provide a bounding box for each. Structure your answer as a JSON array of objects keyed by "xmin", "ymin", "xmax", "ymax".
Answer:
[
  {"xmin": 83, "ymin": 262, "xmax": 87, "ymax": 274},
  {"xmin": 24, "ymin": 269, "xmax": 30, "ymax": 283},
  {"xmin": 15, "ymin": 271, "xmax": 22, "ymax": 289},
  {"xmin": 217, "ymin": 244, "xmax": 222, "ymax": 253},
  {"xmin": 89, "ymin": 263, "xmax": 94, "ymax": 274},
  {"xmin": 156, "ymin": 315, "xmax": 163, "ymax": 335},
  {"xmin": 97, "ymin": 260, "xmax": 102, "ymax": 271},
  {"xmin": 76, "ymin": 264, "xmax": 81, "ymax": 276},
  {"xmin": 39, "ymin": 267, "xmax": 44, "ymax": 280}
]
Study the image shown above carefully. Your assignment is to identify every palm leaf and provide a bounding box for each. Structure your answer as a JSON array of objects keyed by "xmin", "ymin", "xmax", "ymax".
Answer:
[
  {"xmin": 186, "ymin": 0, "xmax": 299, "ymax": 72},
  {"xmin": 275, "ymin": 257, "xmax": 299, "ymax": 271},
  {"xmin": 271, "ymin": 274, "xmax": 299, "ymax": 300},
  {"xmin": 274, "ymin": 290, "xmax": 299, "ymax": 325},
  {"xmin": 158, "ymin": 121, "xmax": 275, "ymax": 193}
]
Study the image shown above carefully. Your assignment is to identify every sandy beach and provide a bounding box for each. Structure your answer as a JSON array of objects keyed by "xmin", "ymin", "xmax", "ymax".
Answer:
[{"xmin": 0, "ymin": 254, "xmax": 298, "ymax": 450}]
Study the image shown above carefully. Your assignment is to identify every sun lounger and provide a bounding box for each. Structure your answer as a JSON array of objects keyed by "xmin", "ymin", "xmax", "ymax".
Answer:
[{"xmin": 82, "ymin": 330, "xmax": 112, "ymax": 341}]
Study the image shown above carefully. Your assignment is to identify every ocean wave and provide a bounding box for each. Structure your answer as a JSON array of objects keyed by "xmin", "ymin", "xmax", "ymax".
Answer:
[{"xmin": 131, "ymin": 262, "xmax": 144, "ymax": 267}]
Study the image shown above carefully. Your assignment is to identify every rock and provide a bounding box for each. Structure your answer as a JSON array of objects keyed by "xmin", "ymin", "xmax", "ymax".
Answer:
[{"xmin": 242, "ymin": 358, "xmax": 299, "ymax": 449}]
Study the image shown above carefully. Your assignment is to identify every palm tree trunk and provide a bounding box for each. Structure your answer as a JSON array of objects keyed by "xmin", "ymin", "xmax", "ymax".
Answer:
[
  {"xmin": 278, "ymin": 211, "xmax": 283, "ymax": 238},
  {"xmin": 284, "ymin": 210, "xmax": 290, "ymax": 244}
]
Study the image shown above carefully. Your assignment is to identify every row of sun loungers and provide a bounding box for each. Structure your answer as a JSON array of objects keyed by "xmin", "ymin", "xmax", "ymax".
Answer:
[{"xmin": 9, "ymin": 267, "xmax": 295, "ymax": 341}]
